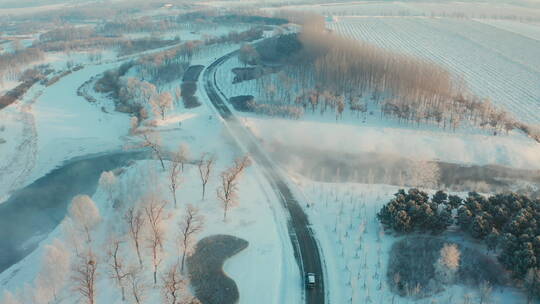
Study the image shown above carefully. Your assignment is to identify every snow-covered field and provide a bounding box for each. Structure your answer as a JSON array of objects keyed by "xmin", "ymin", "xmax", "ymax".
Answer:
[
  {"xmin": 293, "ymin": 178, "xmax": 528, "ymax": 303},
  {"xmin": 328, "ymin": 17, "xmax": 540, "ymax": 124},
  {"xmin": 476, "ymin": 19, "xmax": 540, "ymax": 42}
]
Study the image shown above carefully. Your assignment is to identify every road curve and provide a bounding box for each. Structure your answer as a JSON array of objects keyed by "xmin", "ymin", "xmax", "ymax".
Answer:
[{"xmin": 203, "ymin": 50, "xmax": 325, "ymax": 304}]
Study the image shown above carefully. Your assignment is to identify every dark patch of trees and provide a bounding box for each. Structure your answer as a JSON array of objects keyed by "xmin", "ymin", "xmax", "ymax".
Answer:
[
  {"xmin": 117, "ymin": 37, "xmax": 180, "ymax": 57},
  {"xmin": 377, "ymin": 189, "xmax": 453, "ymax": 234},
  {"xmin": 98, "ymin": 17, "xmax": 177, "ymax": 35},
  {"xmin": 0, "ymin": 66, "xmax": 50, "ymax": 109},
  {"xmin": 181, "ymin": 82, "xmax": 200, "ymax": 109},
  {"xmin": 39, "ymin": 26, "xmax": 96, "ymax": 43},
  {"xmin": 255, "ymin": 34, "xmax": 303, "ymax": 64},
  {"xmin": 204, "ymin": 28, "xmax": 263, "ymax": 46},
  {"xmin": 94, "ymin": 62, "xmax": 134, "ymax": 98},
  {"xmin": 214, "ymin": 15, "xmax": 288, "ymax": 26},
  {"xmin": 457, "ymin": 192, "xmax": 540, "ymax": 279},
  {"xmin": 229, "ymin": 96, "xmax": 254, "ymax": 112},
  {"xmin": 378, "ymin": 188, "xmax": 540, "ymax": 297}
]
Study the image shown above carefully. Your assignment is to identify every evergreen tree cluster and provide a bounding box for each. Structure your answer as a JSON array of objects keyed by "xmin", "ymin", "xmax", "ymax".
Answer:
[
  {"xmin": 377, "ymin": 189, "xmax": 454, "ymax": 234},
  {"xmin": 378, "ymin": 189, "xmax": 540, "ymax": 283},
  {"xmin": 457, "ymin": 192, "xmax": 540, "ymax": 279}
]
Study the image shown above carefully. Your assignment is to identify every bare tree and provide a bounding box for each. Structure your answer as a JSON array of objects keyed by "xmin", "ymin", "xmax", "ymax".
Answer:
[
  {"xmin": 139, "ymin": 132, "xmax": 165, "ymax": 171},
  {"xmin": 178, "ymin": 204, "xmax": 204, "ymax": 273},
  {"xmin": 107, "ymin": 235, "xmax": 129, "ymax": 301},
  {"xmin": 161, "ymin": 263, "xmax": 186, "ymax": 304},
  {"xmin": 126, "ymin": 266, "xmax": 147, "ymax": 304},
  {"xmin": 124, "ymin": 207, "xmax": 145, "ymax": 267},
  {"xmin": 99, "ymin": 171, "xmax": 117, "ymax": 205},
  {"xmin": 72, "ymin": 250, "xmax": 98, "ymax": 304},
  {"xmin": 144, "ymin": 197, "xmax": 168, "ymax": 285},
  {"xmin": 217, "ymin": 155, "xmax": 252, "ymax": 221},
  {"xmin": 169, "ymin": 150, "xmax": 184, "ymax": 208},
  {"xmin": 68, "ymin": 195, "xmax": 101, "ymax": 243},
  {"xmin": 197, "ymin": 153, "xmax": 215, "ymax": 200},
  {"xmin": 36, "ymin": 239, "xmax": 70, "ymax": 302},
  {"xmin": 177, "ymin": 143, "xmax": 190, "ymax": 172}
]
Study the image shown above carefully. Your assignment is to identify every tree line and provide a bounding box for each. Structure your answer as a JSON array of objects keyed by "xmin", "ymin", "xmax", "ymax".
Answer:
[{"xmin": 243, "ymin": 27, "xmax": 540, "ymax": 142}]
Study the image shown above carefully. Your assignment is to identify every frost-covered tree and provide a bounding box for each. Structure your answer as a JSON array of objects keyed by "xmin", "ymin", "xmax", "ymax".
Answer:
[
  {"xmin": 144, "ymin": 197, "xmax": 168, "ymax": 284},
  {"xmin": 434, "ymin": 243, "xmax": 460, "ymax": 284},
  {"xmin": 107, "ymin": 235, "xmax": 129, "ymax": 301},
  {"xmin": 177, "ymin": 143, "xmax": 190, "ymax": 172},
  {"xmin": 161, "ymin": 263, "xmax": 186, "ymax": 304},
  {"xmin": 99, "ymin": 171, "xmax": 117, "ymax": 205},
  {"xmin": 72, "ymin": 250, "xmax": 98, "ymax": 304},
  {"xmin": 36, "ymin": 239, "xmax": 70, "ymax": 302},
  {"xmin": 217, "ymin": 155, "xmax": 252, "ymax": 221},
  {"xmin": 197, "ymin": 153, "xmax": 215, "ymax": 200},
  {"xmin": 151, "ymin": 92, "xmax": 173, "ymax": 120},
  {"xmin": 126, "ymin": 265, "xmax": 147, "ymax": 304},
  {"xmin": 178, "ymin": 204, "xmax": 204, "ymax": 273},
  {"xmin": 124, "ymin": 207, "xmax": 145, "ymax": 267},
  {"xmin": 139, "ymin": 132, "xmax": 165, "ymax": 171},
  {"xmin": 1, "ymin": 291, "xmax": 21, "ymax": 304},
  {"xmin": 69, "ymin": 195, "xmax": 101, "ymax": 243},
  {"xmin": 169, "ymin": 148, "xmax": 185, "ymax": 208},
  {"xmin": 62, "ymin": 217, "xmax": 83, "ymax": 255}
]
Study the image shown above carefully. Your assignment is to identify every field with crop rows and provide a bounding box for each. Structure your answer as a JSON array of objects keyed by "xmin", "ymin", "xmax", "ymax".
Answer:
[{"xmin": 328, "ymin": 17, "xmax": 540, "ymax": 124}]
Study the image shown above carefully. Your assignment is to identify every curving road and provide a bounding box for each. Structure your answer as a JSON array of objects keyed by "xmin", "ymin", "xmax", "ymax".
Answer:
[{"xmin": 203, "ymin": 51, "xmax": 325, "ymax": 304}]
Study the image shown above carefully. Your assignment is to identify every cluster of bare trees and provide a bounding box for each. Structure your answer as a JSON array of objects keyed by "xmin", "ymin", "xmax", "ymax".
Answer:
[
  {"xmin": 39, "ymin": 26, "xmax": 95, "ymax": 43},
  {"xmin": 249, "ymin": 27, "xmax": 538, "ymax": 139},
  {"xmin": 246, "ymin": 99, "xmax": 304, "ymax": 120},
  {"xmin": 99, "ymin": 17, "xmax": 179, "ymax": 35},
  {"xmin": 0, "ymin": 47, "xmax": 44, "ymax": 84},
  {"xmin": 0, "ymin": 144, "xmax": 256, "ymax": 304}
]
